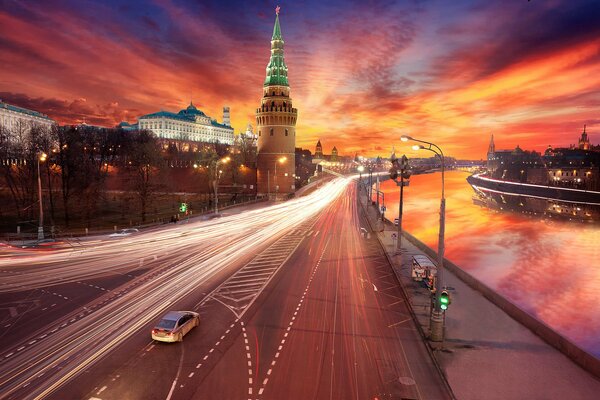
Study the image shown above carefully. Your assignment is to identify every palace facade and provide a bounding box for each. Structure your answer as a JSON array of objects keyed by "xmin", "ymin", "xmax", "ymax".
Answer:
[
  {"xmin": 120, "ymin": 102, "xmax": 234, "ymax": 145},
  {"xmin": 0, "ymin": 99, "xmax": 55, "ymax": 142}
]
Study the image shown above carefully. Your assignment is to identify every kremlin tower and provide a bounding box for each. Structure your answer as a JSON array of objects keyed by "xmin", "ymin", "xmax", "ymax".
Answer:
[{"xmin": 256, "ymin": 7, "xmax": 297, "ymax": 198}]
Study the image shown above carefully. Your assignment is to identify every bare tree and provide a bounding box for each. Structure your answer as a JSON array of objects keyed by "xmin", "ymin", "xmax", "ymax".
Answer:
[{"xmin": 124, "ymin": 130, "xmax": 163, "ymax": 223}]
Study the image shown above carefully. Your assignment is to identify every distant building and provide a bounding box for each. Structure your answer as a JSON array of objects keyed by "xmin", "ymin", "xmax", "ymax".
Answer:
[
  {"xmin": 311, "ymin": 140, "xmax": 346, "ymax": 165},
  {"xmin": 314, "ymin": 140, "xmax": 324, "ymax": 160},
  {"xmin": 572, "ymin": 125, "xmax": 600, "ymax": 152},
  {"xmin": 121, "ymin": 102, "xmax": 234, "ymax": 145},
  {"xmin": 0, "ymin": 99, "xmax": 55, "ymax": 142}
]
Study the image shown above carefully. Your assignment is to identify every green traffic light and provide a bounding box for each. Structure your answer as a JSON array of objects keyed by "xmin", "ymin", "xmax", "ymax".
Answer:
[{"xmin": 440, "ymin": 290, "xmax": 450, "ymax": 310}]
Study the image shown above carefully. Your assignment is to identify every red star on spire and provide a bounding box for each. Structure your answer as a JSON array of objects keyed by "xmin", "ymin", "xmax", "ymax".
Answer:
[{"xmin": 276, "ymin": 5, "xmax": 280, "ymax": 15}]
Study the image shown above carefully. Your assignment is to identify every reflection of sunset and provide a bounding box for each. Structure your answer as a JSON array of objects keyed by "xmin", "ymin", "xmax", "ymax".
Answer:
[
  {"xmin": 2, "ymin": 1, "xmax": 600, "ymax": 158},
  {"xmin": 380, "ymin": 171, "xmax": 600, "ymax": 356}
]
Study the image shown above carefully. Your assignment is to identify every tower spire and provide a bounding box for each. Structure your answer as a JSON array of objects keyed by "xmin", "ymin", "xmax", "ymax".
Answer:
[{"xmin": 264, "ymin": 8, "xmax": 288, "ymax": 86}]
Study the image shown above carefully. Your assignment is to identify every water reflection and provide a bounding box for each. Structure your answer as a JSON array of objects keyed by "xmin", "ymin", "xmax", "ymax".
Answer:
[
  {"xmin": 470, "ymin": 185, "xmax": 600, "ymax": 222},
  {"xmin": 378, "ymin": 171, "xmax": 600, "ymax": 358}
]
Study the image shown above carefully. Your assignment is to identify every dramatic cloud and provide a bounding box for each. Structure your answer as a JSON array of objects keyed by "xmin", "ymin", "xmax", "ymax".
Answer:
[{"xmin": 1, "ymin": 0, "xmax": 598, "ymax": 158}]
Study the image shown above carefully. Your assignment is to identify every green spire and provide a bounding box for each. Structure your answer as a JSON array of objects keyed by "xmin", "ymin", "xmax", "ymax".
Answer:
[
  {"xmin": 272, "ymin": 14, "xmax": 282, "ymax": 40},
  {"xmin": 264, "ymin": 10, "xmax": 288, "ymax": 87}
]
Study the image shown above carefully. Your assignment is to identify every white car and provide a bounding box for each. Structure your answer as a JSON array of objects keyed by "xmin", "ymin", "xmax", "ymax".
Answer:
[
  {"xmin": 109, "ymin": 228, "xmax": 139, "ymax": 237},
  {"xmin": 152, "ymin": 311, "xmax": 200, "ymax": 343}
]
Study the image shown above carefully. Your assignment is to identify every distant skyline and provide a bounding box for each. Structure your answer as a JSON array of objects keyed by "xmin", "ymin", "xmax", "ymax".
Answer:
[{"xmin": 1, "ymin": 0, "xmax": 599, "ymax": 158}]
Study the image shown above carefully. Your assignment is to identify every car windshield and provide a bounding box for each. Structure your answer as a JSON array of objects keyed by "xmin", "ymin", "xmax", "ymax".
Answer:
[{"xmin": 156, "ymin": 319, "xmax": 177, "ymax": 330}]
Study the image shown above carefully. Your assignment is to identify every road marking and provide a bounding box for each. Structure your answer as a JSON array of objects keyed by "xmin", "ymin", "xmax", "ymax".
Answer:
[
  {"xmin": 259, "ymin": 388, "xmax": 264, "ymax": 395},
  {"xmin": 196, "ymin": 363, "xmax": 202, "ymax": 369},
  {"xmin": 203, "ymin": 355, "xmax": 208, "ymax": 360},
  {"xmin": 209, "ymin": 348, "xmax": 214, "ymax": 353},
  {"xmin": 97, "ymin": 386, "xmax": 107, "ymax": 395},
  {"xmin": 147, "ymin": 345, "xmax": 155, "ymax": 352},
  {"xmin": 267, "ymin": 368, "xmax": 272, "ymax": 375},
  {"xmin": 388, "ymin": 318, "xmax": 412, "ymax": 328},
  {"xmin": 188, "ymin": 372, "xmax": 194, "ymax": 378},
  {"xmin": 17, "ymin": 346, "xmax": 25, "ymax": 351},
  {"xmin": 216, "ymin": 341, "xmax": 221, "ymax": 346}
]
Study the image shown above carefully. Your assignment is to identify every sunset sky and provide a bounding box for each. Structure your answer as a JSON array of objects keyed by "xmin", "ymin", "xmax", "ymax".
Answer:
[{"xmin": 1, "ymin": 0, "xmax": 599, "ymax": 159}]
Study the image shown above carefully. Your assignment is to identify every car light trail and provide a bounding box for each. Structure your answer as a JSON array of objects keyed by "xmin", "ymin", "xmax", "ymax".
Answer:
[{"xmin": 0, "ymin": 177, "xmax": 351, "ymax": 400}]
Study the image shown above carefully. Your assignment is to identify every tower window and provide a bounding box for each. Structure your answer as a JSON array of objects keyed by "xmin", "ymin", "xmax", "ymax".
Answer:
[
  {"xmin": 285, "ymin": 129, "xmax": 288, "ymax": 136},
  {"xmin": 270, "ymin": 129, "xmax": 274, "ymax": 136},
  {"xmin": 272, "ymin": 91, "xmax": 275, "ymax": 96},
  {"xmin": 259, "ymin": 131, "xmax": 261, "ymax": 137}
]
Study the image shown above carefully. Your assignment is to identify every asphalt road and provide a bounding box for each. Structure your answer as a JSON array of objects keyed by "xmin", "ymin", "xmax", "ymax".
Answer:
[{"xmin": 0, "ymin": 178, "xmax": 450, "ymax": 400}]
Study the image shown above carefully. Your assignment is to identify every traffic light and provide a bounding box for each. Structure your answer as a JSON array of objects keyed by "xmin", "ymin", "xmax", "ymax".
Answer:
[
  {"xmin": 440, "ymin": 290, "xmax": 451, "ymax": 310},
  {"xmin": 179, "ymin": 203, "xmax": 188, "ymax": 213}
]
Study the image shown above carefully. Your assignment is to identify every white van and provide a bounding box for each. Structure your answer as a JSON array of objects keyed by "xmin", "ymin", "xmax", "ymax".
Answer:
[{"xmin": 411, "ymin": 255, "xmax": 437, "ymax": 291}]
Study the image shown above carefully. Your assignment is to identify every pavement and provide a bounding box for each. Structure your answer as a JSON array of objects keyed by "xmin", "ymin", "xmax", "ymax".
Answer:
[{"xmin": 359, "ymin": 188, "xmax": 600, "ymax": 400}]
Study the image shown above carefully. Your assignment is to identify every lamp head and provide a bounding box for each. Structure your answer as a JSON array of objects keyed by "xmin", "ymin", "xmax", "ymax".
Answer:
[
  {"xmin": 357, "ymin": 165, "xmax": 365, "ymax": 172},
  {"xmin": 401, "ymin": 135, "xmax": 412, "ymax": 142},
  {"xmin": 279, "ymin": 156, "xmax": 287, "ymax": 163},
  {"xmin": 412, "ymin": 145, "xmax": 422, "ymax": 151},
  {"xmin": 39, "ymin": 152, "xmax": 47, "ymax": 162}
]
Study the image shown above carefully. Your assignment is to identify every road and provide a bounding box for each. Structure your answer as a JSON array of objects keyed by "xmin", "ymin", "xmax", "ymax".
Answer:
[{"xmin": 0, "ymin": 178, "xmax": 450, "ymax": 400}]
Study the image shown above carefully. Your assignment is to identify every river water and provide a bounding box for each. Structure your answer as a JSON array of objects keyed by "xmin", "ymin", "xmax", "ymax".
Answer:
[{"xmin": 376, "ymin": 171, "xmax": 600, "ymax": 358}]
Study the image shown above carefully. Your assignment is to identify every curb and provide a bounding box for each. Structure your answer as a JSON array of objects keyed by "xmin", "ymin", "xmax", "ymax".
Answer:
[{"xmin": 358, "ymin": 190, "xmax": 458, "ymax": 400}]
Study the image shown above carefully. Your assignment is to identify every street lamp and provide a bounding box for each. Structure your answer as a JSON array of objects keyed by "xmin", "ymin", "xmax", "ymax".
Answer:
[
  {"xmin": 401, "ymin": 134, "xmax": 446, "ymax": 342},
  {"xmin": 37, "ymin": 152, "xmax": 47, "ymax": 240},
  {"xmin": 273, "ymin": 156, "xmax": 287, "ymax": 201},
  {"xmin": 357, "ymin": 165, "xmax": 365, "ymax": 192},
  {"xmin": 214, "ymin": 156, "xmax": 230, "ymax": 213}
]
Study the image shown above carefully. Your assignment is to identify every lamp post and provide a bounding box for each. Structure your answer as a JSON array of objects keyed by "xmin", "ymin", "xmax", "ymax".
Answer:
[
  {"xmin": 37, "ymin": 152, "xmax": 47, "ymax": 240},
  {"xmin": 390, "ymin": 154, "xmax": 410, "ymax": 254},
  {"xmin": 214, "ymin": 156, "xmax": 230, "ymax": 214},
  {"xmin": 401, "ymin": 134, "xmax": 446, "ymax": 342},
  {"xmin": 273, "ymin": 156, "xmax": 287, "ymax": 201},
  {"xmin": 357, "ymin": 165, "xmax": 365, "ymax": 193}
]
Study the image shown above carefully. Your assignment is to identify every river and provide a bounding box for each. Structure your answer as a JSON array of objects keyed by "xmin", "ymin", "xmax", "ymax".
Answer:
[{"xmin": 376, "ymin": 171, "xmax": 600, "ymax": 358}]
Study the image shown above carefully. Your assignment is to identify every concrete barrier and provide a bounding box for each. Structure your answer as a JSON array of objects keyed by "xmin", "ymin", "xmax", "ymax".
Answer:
[{"xmin": 401, "ymin": 229, "xmax": 600, "ymax": 378}]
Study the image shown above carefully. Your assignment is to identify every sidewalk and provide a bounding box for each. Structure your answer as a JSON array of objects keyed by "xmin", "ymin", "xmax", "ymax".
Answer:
[{"xmin": 360, "ymin": 193, "xmax": 600, "ymax": 400}]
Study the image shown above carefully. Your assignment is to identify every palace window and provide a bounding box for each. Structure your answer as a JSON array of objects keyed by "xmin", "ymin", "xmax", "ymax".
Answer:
[
  {"xmin": 285, "ymin": 129, "xmax": 288, "ymax": 136},
  {"xmin": 270, "ymin": 129, "xmax": 274, "ymax": 136}
]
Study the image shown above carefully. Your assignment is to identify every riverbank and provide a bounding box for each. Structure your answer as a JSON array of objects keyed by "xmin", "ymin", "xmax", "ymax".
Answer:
[{"xmin": 359, "ymin": 184, "xmax": 600, "ymax": 399}]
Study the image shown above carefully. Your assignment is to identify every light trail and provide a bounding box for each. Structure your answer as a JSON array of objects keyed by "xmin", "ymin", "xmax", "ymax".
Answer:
[{"xmin": 0, "ymin": 177, "xmax": 351, "ymax": 400}]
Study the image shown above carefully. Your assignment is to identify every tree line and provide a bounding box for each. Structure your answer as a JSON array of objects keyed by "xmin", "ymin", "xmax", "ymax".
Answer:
[{"xmin": 0, "ymin": 123, "xmax": 257, "ymax": 232}]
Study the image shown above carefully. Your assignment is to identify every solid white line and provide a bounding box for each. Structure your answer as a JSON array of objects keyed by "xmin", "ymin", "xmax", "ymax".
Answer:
[{"xmin": 165, "ymin": 379, "xmax": 178, "ymax": 400}]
